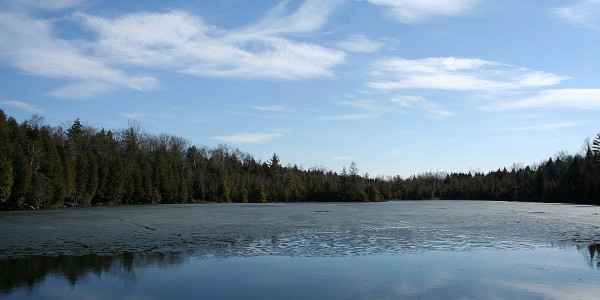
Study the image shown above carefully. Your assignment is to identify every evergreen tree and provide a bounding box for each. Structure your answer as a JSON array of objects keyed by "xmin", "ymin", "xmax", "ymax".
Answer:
[
  {"xmin": 0, "ymin": 154, "xmax": 13, "ymax": 204},
  {"xmin": 593, "ymin": 132, "xmax": 600, "ymax": 163},
  {"xmin": 1, "ymin": 110, "xmax": 599, "ymax": 209},
  {"xmin": 9, "ymin": 151, "xmax": 31, "ymax": 209}
]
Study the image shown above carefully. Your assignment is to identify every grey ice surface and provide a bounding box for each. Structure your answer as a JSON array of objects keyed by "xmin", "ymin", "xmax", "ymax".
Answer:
[{"xmin": 1, "ymin": 200, "xmax": 599, "ymax": 259}]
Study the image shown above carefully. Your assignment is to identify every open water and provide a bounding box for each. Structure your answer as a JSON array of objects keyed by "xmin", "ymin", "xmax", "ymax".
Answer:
[{"xmin": 1, "ymin": 200, "xmax": 599, "ymax": 299}]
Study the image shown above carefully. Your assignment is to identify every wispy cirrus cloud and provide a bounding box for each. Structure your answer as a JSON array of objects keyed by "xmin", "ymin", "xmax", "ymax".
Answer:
[
  {"xmin": 365, "ymin": 0, "xmax": 481, "ymax": 24},
  {"xmin": 211, "ymin": 132, "xmax": 284, "ymax": 144},
  {"xmin": 246, "ymin": 105, "xmax": 287, "ymax": 112},
  {"xmin": 368, "ymin": 57, "xmax": 567, "ymax": 92},
  {"xmin": 390, "ymin": 95, "xmax": 452, "ymax": 119},
  {"xmin": 336, "ymin": 99, "xmax": 387, "ymax": 111},
  {"xmin": 76, "ymin": 3, "xmax": 345, "ymax": 80},
  {"xmin": 2, "ymin": 100, "xmax": 44, "ymax": 114},
  {"xmin": 0, "ymin": 12, "xmax": 158, "ymax": 99},
  {"xmin": 483, "ymin": 89, "xmax": 600, "ymax": 110},
  {"xmin": 0, "ymin": 1, "xmax": 345, "ymax": 99},
  {"xmin": 319, "ymin": 113, "xmax": 380, "ymax": 121},
  {"xmin": 235, "ymin": 0, "xmax": 344, "ymax": 37},
  {"xmin": 332, "ymin": 95, "xmax": 452, "ymax": 120},
  {"xmin": 336, "ymin": 34, "xmax": 384, "ymax": 53},
  {"xmin": 491, "ymin": 122, "xmax": 580, "ymax": 132},
  {"xmin": 550, "ymin": 0, "xmax": 600, "ymax": 30}
]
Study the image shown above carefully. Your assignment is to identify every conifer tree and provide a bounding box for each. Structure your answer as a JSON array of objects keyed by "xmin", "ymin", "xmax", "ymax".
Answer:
[
  {"xmin": 0, "ymin": 154, "xmax": 13, "ymax": 204},
  {"xmin": 9, "ymin": 151, "xmax": 31, "ymax": 209},
  {"xmin": 593, "ymin": 132, "xmax": 600, "ymax": 163}
]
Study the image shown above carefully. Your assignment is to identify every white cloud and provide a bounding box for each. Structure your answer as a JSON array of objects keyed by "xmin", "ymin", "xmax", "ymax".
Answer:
[
  {"xmin": 390, "ymin": 95, "xmax": 426, "ymax": 107},
  {"xmin": 119, "ymin": 112, "xmax": 147, "ymax": 119},
  {"xmin": 491, "ymin": 122, "xmax": 580, "ymax": 132},
  {"xmin": 246, "ymin": 105, "xmax": 287, "ymax": 111},
  {"xmin": 319, "ymin": 113, "xmax": 380, "ymax": 120},
  {"xmin": 1, "ymin": 100, "xmax": 43, "ymax": 113},
  {"xmin": 369, "ymin": 57, "xmax": 567, "ymax": 92},
  {"xmin": 47, "ymin": 81, "xmax": 116, "ymax": 99},
  {"xmin": 237, "ymin": 0, "xmax": 344, "ymax": 37},
  {"xmin": 337, "ymin": 99, "xmax": 387, "ymax": 111},
  {"xmin": 390, "ymin": 95, "xmax": 452, "ymax": 119},
  {"xmin": 365, "ymin": 0, "xmax": 481, "ymax": 24},
  {"xmin": 75, "ymin": 9, "xmax": 344, "ymax": 80},
  {"xmin": 426, "ymin": 105, "xmax": 453, "ymax": 119},
  {"xmin": 211, "ymin": 132, "xmax": 284, "ymax": 144},
  {"xmin": 0, "ymin": 1, "xmax": 345, "ymax": 99},
  {"xmin": 0, "ymin": 12, "xmax": 158, "ymax": 99},
  {"xmin": 486, "ymin": 89, "xmax": 600, "ymax": 110},
  {"xmin": 334, "ymin": 95, "xmax": 452, "ymax": 120},
  {"xmin": 336, "ymin": 34, "xmax": 384, "ymax": 53},
  {"xmin": 551, "ymin": 0, "xmax": 600, "ymax": 30}
]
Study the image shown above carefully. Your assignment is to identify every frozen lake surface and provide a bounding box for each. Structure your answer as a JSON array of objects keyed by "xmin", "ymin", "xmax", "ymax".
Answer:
[{"xmin": 1, "ymin": 200, "xmax": 600, "ymax": 299}]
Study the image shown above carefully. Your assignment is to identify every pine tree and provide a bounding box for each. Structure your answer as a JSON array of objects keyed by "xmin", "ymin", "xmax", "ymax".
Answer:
[
  {"xmin": 268, "ymin": 153, "xmax": 282, "ymax": 179},
  {"xmin": 67, "ymin": 118, "xmax": 83, "ymax": 140},
  {"xmin": 593, "ymin": 132, "xmax": 600, "ymax": 163}
]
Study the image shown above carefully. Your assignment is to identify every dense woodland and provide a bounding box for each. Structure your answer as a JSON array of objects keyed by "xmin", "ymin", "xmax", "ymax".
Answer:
[{"xmin": 0, "ymin": 109, "xmax": 599, "ymax": 210}]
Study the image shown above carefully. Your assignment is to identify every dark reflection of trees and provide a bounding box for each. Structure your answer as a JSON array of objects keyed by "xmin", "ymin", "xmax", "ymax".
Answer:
[
  {"xmin": 587, "ymin": 244, "xmax": 600, "ymax": 269},
  {"xmin": 578, "ymin": 244, "xmax": 600, "ymax": 269},
  {"xmin": 0, "ymin": 253, "xmax": 184, "ymax": 295}
]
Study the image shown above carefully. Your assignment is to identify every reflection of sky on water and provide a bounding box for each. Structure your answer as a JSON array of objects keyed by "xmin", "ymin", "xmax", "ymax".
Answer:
[
  {"xmin": 2, "ymin": 247, "xmax": 599, "ymax": 299},
  {"xmin": 1, "ymin": 201, "xmax": 600, "ymax": 299}
]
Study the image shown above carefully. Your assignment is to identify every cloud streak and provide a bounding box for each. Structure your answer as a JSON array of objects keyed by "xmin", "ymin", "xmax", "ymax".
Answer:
[
  {"xmin": 246, "ymin": 105, "xmax": 287, "ymax": 112},
  {"xmin": 336, "ymin": 34, "xmax": 384, "ymax": 53},
  {"xmin": 319, "ymin": 113, "xmax": 380, "ymax": 121},
  {"xmin": 368, "ymin": 57, "xmax": 567, "ymax": 92},
  {"xmin": 0, "ymin": 1, "xmax": 345, "ymax": 99},
  {"xmin": 2, "ymin": 101, "xmax": 44, "ymax": 114},
  {"xmin": 390, "ymin": 95, "xmax": 453, "ymax": 119},
  {"xmin": 365, "ymin": 0, "xmax": 481, "ymax": 24},
  {"xmin": 236, "ymin": 0, "xmax": 344, "ymax": 37},
  {"xmin": 76, "ymin": 7, "xmax": 344, "ymax": 80},
  {"xmin": 485, "ymin": 89, "xmax": 600, "ymax": 110},
  {"xmin": 0, "ymin": 12, "xmax": 158, "ymax": 99},
  {"xmin": 551, "ymin": 0, "xmax": 600, "ymax": 30},
  {"xmin": 491, "ymin": 122, "xmax": 580, "ymax": 132},
  {"xmin": 211, "ymin": 132, "xmax": 284, "ymax": 144}
]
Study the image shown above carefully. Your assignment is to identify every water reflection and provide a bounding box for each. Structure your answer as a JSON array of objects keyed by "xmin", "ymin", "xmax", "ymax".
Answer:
[
  {"xmin": 1, "ymin": 245, "xmax": 599, "ymax": 300},
  {"xmin": 584, "ymin": 244, "xmax": 600, "ymax": 269},
  {"xmin": 1, "ymin": 202, "xmax": 599, "ymax": 299},
  {"xmin": 0, "ymin": 253, "xmax": 184, "ymax": 295}
]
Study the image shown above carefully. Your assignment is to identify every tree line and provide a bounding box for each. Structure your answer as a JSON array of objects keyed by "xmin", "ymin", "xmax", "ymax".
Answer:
[{"xmin": 0, "ymin": 109, "xmax": 599, "ymax": 210}]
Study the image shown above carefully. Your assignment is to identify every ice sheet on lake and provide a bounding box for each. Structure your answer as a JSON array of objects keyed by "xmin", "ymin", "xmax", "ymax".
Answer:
[{"xmin": 1, "ymin": 201, "xmax": 599, "ymax": 259}]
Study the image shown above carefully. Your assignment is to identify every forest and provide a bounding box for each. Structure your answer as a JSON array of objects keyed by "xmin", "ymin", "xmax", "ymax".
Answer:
[{"xmin": 0, "ymin": 109, "xmax": 599, "ymax": 210}]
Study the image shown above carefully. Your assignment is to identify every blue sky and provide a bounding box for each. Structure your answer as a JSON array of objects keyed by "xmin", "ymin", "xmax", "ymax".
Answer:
[{"xmin": 1, "ymin": 0, "xmax": 600, "ymax": 177}]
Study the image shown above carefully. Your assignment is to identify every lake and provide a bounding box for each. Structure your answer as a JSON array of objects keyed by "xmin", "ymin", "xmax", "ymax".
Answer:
[{"xmin": 1, "ymin": 200, "xmax": 599, "ymax": 299}]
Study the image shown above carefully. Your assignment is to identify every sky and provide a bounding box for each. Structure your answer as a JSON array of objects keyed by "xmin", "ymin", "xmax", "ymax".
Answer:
[{"xmin": 1, "ymin": 0, "xmax": 600, "ymax": 177}]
